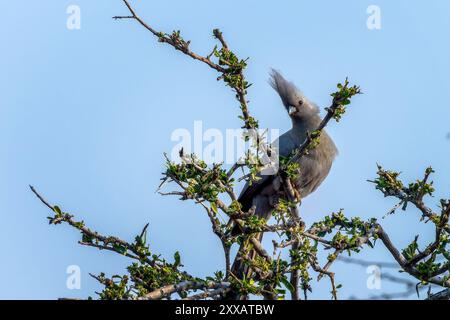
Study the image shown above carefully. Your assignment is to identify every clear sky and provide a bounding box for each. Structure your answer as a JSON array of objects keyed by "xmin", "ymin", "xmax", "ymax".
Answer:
[{"xmin": 1, "ymin": 0, "xmax": 449, "ymax": 299}]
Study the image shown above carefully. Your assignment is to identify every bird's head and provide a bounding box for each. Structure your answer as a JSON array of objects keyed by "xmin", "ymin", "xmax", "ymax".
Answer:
[
  {"xmin": 269, "ymin": 69, "xmax": 319, "ymax": 121},
  {"xmin": 285, "ymin": 94, "xmax": 319, "ymax": 120}
]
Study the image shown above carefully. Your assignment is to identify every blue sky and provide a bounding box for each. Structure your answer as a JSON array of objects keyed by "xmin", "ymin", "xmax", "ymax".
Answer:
[{"xmin": 1, "ymin": 0, "xmax": 449, "ymax": 299}]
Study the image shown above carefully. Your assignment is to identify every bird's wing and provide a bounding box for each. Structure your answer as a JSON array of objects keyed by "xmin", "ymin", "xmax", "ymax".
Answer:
[
  {"xmin": 238, "ymin": 132, "xmax": 297, "ymax": 211},
  {"xmin": 238, "ymin": 175, "xmax": 274, "ymax": 212}
]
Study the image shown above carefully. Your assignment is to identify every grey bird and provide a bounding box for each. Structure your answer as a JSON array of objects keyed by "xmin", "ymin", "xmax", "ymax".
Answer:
[{"xmin": 229, "ymin": 70, "xmax": 338, "ymax": 295}]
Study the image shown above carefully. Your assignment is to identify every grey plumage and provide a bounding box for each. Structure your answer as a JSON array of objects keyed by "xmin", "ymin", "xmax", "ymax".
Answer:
[
  {"xmin": 230, "ymin": 70, "xmax": 338, "ymax": 295},
  {"xmin": 236, "ymin": 70, "xmax": 337, "ymax": 223}
]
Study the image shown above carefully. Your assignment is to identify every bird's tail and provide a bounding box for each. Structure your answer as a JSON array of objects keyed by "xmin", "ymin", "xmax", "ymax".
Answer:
[{"xmin": 226, "ymin": 232, "xmax": 264, "ymax": 300}]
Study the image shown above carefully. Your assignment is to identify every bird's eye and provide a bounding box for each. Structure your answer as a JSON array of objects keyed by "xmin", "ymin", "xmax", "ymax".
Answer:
[{"xmin": 298, "ymin": 100, "xmax": 303, "ymax": 105}]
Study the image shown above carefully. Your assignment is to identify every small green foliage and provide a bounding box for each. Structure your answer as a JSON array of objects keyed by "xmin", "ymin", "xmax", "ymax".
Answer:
[
  {"xmin": 289, "ymin": 239, "xmax": 314, "ymax": 295},
  {"xmin": 53, "ymin": 205, "xmax": 61, "ymax": 215},
  {"xmin": 173, "ymin": 251, "xmax": 181, "ymax": 268},
  {"xmin": 81, "ymin": 233, "xmax": 94, "ymax": 244},
  {"xmin": 96, "ymin": 273, "xmax": 131, "ymax": 300},
  {"xmin": 211, "ymin": 29, "xmax": 256, "ymax": 129},
  {"xmin": 327, "ymin": 252, "xmax": 338, "ymax": 262},
  {"xmin": 416, "ymin": 258, "xmax": 442, "ymax": 278},
  {"xmin": 73, "ymin": 220, "xmax": 85, "ymax": 229},
  {"xmin": 238, "ymin": 115, "xmax": 259, "ymax": 129},
  {"xmin": 407, "ymin": 179, "xmax": 435, "ymax": 199},
  {"xmin": 310, "ymin": 210, "xmax": 378, "ymax": 252},
  {"xmin": 94, "ymin": 250, "xmax": 192, "ymax": 299},
  {"xmin": 307, "ymin": 130, "xmax": 321, "ymax": 151},
  {"xmin": 373, "ymin": 165, "xmax": 437, "ymax": 202},
  {"xmin": 272, "ymin": 199, "xmax": 297, "ymax": 232},
  {"xmin": 213, "ymin": 47, "xmax": 248, "ymax": 87},
  {"xmin": 241, "ymin": 150, "xmax": 266, "ymax": 184},
  {"xmin": 113, "ymin": 243, "xmax": 127, "ymax": 255},
  {"xmin": 229, "ymin": 273, "xmax": 261, "ymax": 297},
  {"xmin": 329, "ymin": 78, "xmax": 361, "ymax": 122},
  {"xmin": 133, "ymin": 234, "xmax": 151, "ymax": 260},
  {"xmin": 126, "ymin": 261, "xmax": 188, "ymax": 298},
  {"xmin": 368, "ymin": 167, "xmax": 449, "ymax": 284},
  {"xmin": 47, "ymin": 205, "xmax": 73, "ymax": 225},
  {"xmin": 373, "ymin": 165, "xmax": 404, "ymax": 195},
  {"xmin": 280, "ymin": 156, "xmax": 301, "ymax": 180},
  {"xmin": 227, "ymin": 200, "xmax": 242, "ymax": 215},
  {"xmin": 210, "ymin": 202, "xmax": 218, "ymax": 214},
  {"xmin": 157, "ymin": 31, "xmax": 165, "ymax": 42},
  {"xmin": 242, "ymin": 215, "xmax": 267, "ymax": 232},
  {"xmin": 165, "ymin": 154, "xmax": 229, "ymax": 202},
  {"xmin": 206, "ymin": 270, "xmax": 224, "ymax": 283}
]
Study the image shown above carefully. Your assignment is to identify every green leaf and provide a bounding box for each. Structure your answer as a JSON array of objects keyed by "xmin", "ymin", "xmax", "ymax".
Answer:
[
  {"xmin": 113, "ymin": 244, "xmax": 127, "ymax": 255},
  {"xmin": 280, "ymin": 276, "xmax": 295, "ymax": 294},
  {"xmin": 174, "ymin": 251, "xmax": 181, "ymax": 267},
  {"xmin": 211, "ymin": 202, "xmax": 218, "ymax": 214}
]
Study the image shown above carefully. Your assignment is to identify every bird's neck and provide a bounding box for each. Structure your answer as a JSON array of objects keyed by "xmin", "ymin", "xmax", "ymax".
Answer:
[{"xmin": 291, "ymin": 113, "xmax": 322, "ymax": 133}]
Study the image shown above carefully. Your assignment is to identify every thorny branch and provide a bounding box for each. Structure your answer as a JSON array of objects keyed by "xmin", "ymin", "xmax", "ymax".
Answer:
[{"xmin": 30, "ymin": 0, "xmax": 449, "ymax": 300}]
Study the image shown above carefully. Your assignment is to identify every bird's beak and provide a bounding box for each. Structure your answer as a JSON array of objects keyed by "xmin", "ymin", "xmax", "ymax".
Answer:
[{"xmin": 288, "ymin": 106, "xmax": 297, "ymax": 116}]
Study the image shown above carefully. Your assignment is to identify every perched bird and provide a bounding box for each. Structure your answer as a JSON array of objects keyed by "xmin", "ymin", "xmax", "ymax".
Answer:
[{"xmin": 229, "ymin": 70, "xmax": 338, "ymax": 296}]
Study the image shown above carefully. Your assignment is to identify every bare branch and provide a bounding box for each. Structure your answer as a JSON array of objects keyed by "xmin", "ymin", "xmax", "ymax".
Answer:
[
  {"xmin": 426, "ymin": 288, "xmax": 450, "ymax": 300},
  {"xmin": 141, "ymin": 281, "xmax": 230, "ymax": 300}
]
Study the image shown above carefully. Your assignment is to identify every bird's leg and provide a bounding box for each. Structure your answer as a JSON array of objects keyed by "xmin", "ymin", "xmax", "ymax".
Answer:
[
  {"xmin": 292, "ymin": 188, "xmax": 302, "ymax": 205},
  {"xmin": 293, "ymin": 189, "xmax": 301, "ymax": 203}
]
